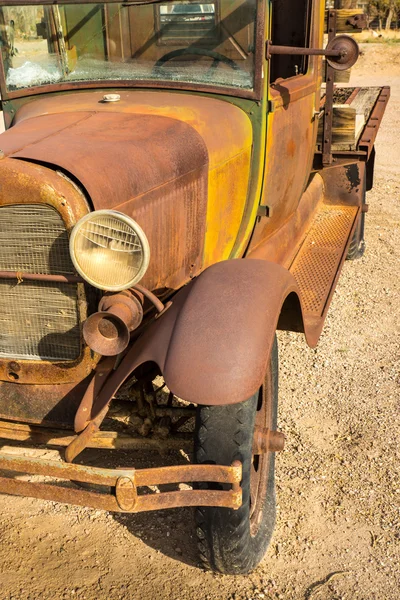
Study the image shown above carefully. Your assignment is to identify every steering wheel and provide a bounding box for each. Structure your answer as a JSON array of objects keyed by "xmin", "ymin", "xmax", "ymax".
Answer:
[{"xmin": 153, "ymin": 47, "xmax": 244, "ymax": 77}]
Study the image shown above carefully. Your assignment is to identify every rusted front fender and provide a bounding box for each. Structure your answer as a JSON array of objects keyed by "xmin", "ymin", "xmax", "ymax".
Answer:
[
  {"xmin": 82, "ymin": 260, "xmax": 305, "ymax": 425},
  {"xmin": 154, "ymin": 259, "xmax": 302, "ymax": 405}
]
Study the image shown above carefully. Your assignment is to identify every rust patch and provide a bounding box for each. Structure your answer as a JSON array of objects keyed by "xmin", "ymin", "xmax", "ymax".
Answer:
[
  {"xmin": 0, "ymin": 378, "xmax": 92, "ymax": 427},
  {"xmin": 0, "ymin": 111, "xmax": 209, "ymax": 292},
  {"xmin": 287, "ymin": 138, "xmax": 296, "ymax": 157}
]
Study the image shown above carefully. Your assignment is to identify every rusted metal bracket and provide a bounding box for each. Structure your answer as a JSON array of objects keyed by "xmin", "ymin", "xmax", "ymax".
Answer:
[
  {"xmin": 66, "ymin": 404, "xmax": 109, "ymax": 463},
  {"xmin": 74, "ymin": 357, "xmax": 115, "ymax": 433},
  {"xmin": 257, "ymin": 205, "xmax": 271, "ymax": 218},
  {"xmin": 0, "ymin": 453, "xmax": 242, "ymax": 512}
]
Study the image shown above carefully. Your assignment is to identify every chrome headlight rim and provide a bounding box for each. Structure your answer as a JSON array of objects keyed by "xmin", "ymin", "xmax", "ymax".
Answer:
[{"xmin": 69, "ymin": 209, "xmax": 150, "ymax": 292}]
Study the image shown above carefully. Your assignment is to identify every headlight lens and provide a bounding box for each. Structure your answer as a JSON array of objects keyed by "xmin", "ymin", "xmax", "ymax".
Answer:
[{"xmin": 69, "ymin": 210, "xmax": 150, "ymax": 291}]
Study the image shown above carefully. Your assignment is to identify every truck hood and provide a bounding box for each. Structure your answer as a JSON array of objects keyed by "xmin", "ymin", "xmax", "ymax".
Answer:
[
  {"xmin": 0, "ymin": 91, "xmax": 253, "ymax": 290},
  {"xmin": 0, "ymin": 110, "xmax": 208, "ymax": 212}
]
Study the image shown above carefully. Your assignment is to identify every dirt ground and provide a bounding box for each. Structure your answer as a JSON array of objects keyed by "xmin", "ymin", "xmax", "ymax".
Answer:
[{"xmin": 0, "ymin": 44, "xmax": 399, "ymax": 600}]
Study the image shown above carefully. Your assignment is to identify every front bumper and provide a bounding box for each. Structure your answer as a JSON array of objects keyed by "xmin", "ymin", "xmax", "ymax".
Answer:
[{"xmin": 0, "ymin": 451, "xmax": 242, "ymax": 512}]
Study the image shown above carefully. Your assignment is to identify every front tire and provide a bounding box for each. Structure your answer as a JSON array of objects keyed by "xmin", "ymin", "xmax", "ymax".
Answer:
[{"xmin": 194, "ymin": 336, "xmax": 279, "ymax": 574}]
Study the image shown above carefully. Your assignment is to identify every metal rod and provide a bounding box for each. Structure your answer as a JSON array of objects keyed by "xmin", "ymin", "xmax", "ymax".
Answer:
[
  {"xmin": 0, "ymin": 271, "xmax": 84, "ymax": 284},
  {"xmin": 111, "ymin": 400, "xmax": 196, "ymax": 419},
  {"xmin": 322, "ymin": 10, "xmax": 337, "ymax": 166},
  {"xmin": 131, "ymin": 283, "xmax": 165, "ymax": 314},
  {"xmin": 155, "ymin": 406, "xmax": 196, "ymax": 418},
  {"xmin": 0, "ymin": 419, "xmax": 193, "ymax": 451},
  {"xmin": 268, "ymin": 44, "xmax": 342, "ymax": 57}
]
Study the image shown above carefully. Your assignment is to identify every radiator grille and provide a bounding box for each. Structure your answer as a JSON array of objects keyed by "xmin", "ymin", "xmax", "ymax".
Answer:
[
  {"xmin": 0, "ymin": 204, "xmax": 81, "ymax": 361},
  {"xmin": 0, "ymin": 281, "xmax": 80, "ymax": 361},
  {"xmin": 0, "ymin": 204, "xmax": 74, "ymax": 274}
]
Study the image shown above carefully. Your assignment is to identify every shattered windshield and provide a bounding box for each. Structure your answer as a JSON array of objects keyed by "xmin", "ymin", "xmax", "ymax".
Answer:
[{"xmin": 0, "ymin": 1, "xmax": 257, "ymax": 93}]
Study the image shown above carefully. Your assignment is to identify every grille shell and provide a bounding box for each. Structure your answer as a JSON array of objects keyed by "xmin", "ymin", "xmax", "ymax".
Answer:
[{"xmin": 0, "ymin": 204, "xmax": 81, "ymax": 361}]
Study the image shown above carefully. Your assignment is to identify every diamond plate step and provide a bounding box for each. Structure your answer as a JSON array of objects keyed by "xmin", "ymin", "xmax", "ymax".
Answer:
[{"xmin": 289, "ymin": 205, "xmax": 358, "ymax": 316}]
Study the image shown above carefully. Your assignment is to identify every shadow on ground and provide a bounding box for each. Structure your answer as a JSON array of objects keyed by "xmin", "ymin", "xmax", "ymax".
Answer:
[{"xmin": 78, "ymin": 446, "xmax": 202, "ymax": 569}]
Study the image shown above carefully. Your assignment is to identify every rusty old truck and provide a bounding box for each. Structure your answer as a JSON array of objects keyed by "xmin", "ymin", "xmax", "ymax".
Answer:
[{"xmin": 0, "ymin": 0, "xmax": 389, "ymax": 574}]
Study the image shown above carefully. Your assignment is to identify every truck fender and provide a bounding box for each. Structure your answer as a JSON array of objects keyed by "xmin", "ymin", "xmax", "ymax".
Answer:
[
  {"xmin": 87, "ymin": 260, "xmax": 307, "ymax": 422},
  {"xmin": 159, "ymin": 259, "xmax": 304, "ymax": 405}
]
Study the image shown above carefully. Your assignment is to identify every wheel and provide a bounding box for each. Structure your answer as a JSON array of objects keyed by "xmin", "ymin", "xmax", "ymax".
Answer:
[
  {"xmin": 194, "ymin": 336, "xmax": 279, "ymax": 574},
  {"xmin": 346, "ymin": 211, "xmax": 365, "ymax": 260}
]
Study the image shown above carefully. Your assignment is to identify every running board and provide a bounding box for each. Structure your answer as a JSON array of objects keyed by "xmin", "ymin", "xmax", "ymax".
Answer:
[{"xmin": 289, "ymin": 204, "xmax": 358, "ymax": 318}]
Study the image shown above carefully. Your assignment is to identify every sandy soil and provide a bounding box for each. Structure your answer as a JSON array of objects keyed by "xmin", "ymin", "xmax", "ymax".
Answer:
[{"xmin": 0, "ymin": 44, "xmax": 399, "ymax": 600}]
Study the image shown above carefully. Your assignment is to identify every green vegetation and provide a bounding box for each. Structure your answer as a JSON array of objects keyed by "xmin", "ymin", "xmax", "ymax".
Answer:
[{"xmin": 367, "ymin": 0, "xmax": 400, "ymax": 30}]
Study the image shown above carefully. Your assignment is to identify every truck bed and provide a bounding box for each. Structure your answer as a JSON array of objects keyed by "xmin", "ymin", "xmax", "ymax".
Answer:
[{"xmin": 316, "ymin": 85, "xmax": 390, "ymax": 159}]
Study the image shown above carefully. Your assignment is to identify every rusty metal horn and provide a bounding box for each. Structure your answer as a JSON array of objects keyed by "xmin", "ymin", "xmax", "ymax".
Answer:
[{"xmin": 83, "ymin": 291, "xmax": 143, "ymax": 356}]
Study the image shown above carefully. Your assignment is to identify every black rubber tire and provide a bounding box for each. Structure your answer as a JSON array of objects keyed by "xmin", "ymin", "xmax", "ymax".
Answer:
[
  {"xmin": 194, "ymin": 336, "xmax": 278, "ymax": 574},
  {"xmin": 346, "ymin": 211, "xmax": 365, "ymax": 260}
]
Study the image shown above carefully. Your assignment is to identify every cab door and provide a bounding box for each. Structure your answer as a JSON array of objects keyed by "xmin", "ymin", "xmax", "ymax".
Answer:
[{"xmin": 248, "ymin": 0, "xmax": 324, "ymax": 251}]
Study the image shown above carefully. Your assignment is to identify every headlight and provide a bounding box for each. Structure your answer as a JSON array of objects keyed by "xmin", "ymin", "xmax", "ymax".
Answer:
[{"xmin": 69, "ymin": 210, "xmax": 150, "ymax": 291}]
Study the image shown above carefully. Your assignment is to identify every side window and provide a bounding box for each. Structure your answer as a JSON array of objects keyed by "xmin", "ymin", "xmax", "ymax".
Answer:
[{"xmin": 270, "ymin": 0, "xmax": 312, "ymax": 82}]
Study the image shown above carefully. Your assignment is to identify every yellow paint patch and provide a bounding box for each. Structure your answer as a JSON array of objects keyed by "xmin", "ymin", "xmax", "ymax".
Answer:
[{"xmin": 204, "ymin": 148, "xmax": 252, "ymax": 266}]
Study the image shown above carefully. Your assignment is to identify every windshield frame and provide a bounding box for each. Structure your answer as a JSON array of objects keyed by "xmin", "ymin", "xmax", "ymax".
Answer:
[{"xmin": 0, "ymin": 0, "xmax": 265, "ymax": 101}]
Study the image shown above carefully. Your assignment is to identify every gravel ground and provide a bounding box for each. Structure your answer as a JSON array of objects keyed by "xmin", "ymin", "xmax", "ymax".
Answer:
[{"xmin": 0, "ymin": 44, "xmax": 399, "ymax": 600}]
